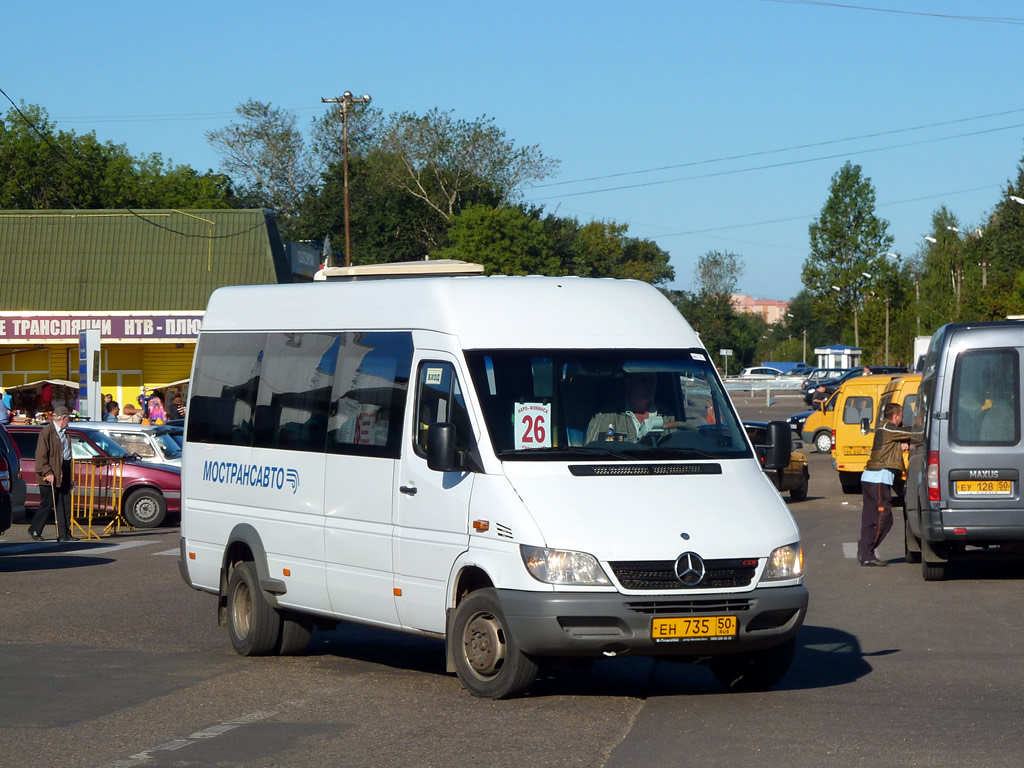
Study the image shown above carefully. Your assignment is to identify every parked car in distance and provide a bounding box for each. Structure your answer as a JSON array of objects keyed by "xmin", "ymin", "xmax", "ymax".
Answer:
[
  {"xmin": 802, "ymin": 365, "xmax": 908, "ymax": 405},
  {"xmin": 77, "ymin": 422, "xmax": 182, "ymax": 468},
  {"xmin": 800, "ymin": 368, "xmax": 847, "ymax": 390},
  {"xmin": 781, "ymin": 365, "xmax": 813, "ymax": 378},
  {"xmin": 737, "ymin": 366, "xmax": 783, "ymax": 380},
  {"xmin": 0, "ymin": 422, "xmax": 26, "ymax": 524},
  {"xmin": 6, "ymin": 424, "xmax": 181, "ymax": 528},
  {"xmin": 744, "ymin": 421, "xmax": 809, "ymax": 501}
]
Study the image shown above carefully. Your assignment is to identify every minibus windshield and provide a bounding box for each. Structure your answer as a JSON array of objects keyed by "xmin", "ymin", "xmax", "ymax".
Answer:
[{"xmin": 465, "ymin": 349, "xmax": 751, "ymax": 461}]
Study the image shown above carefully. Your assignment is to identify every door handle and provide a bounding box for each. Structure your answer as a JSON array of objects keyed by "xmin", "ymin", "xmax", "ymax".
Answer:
[{"xmin": 399, "ymin": 485, "xmax": 418, "ymax": 496}]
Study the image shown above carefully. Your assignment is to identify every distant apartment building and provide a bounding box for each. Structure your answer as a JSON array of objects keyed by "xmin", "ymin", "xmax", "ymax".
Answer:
[{"xmin": 731, "ymin": 294, "xmax": 790, "ymax": 324}]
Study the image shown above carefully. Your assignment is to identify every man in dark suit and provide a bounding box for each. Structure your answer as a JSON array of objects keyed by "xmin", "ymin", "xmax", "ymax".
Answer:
[{"xmin": 28, "ymin": 405, "xmax": 75, "ymax": 541}]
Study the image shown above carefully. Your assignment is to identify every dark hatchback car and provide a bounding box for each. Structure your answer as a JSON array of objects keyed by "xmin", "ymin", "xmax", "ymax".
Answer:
[
  {"xmin": 7, "ymin": 424, "xmax": 181, "ymax": 528},
  {"xmin": 802, "ymin": 365, "xmax": 908, "ymax": 405}
]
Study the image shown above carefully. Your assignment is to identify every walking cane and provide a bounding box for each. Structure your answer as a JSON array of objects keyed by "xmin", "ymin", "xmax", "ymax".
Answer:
[{"xmin": 51, "ymin": 479, "xmax": 59, "ymax": 541}]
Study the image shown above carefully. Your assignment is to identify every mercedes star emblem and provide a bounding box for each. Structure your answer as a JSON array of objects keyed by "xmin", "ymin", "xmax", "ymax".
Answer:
[{"xmin": 674, "ymin": 552, "xmax": 706, "ymax": 586}]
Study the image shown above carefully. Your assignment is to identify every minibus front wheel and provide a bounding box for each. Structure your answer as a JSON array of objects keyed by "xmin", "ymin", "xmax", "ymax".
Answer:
[
  {"xmin": 452, "ymin": 588, "xmax": 538, "ymax": 699},
  {"xmin": 708, "ymin": 637, "xmax": 795, "ymax": 692}
]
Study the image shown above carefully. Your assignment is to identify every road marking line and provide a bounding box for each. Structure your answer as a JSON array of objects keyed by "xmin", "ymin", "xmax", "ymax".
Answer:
[
  {"xmin": 154, "ymin": 548, "xmax": 179, "ymax": 556},
  {"xmin": 0, "ymin": 540, "xmax": 161, "ymax": 556},
  {"xmin": 102, "ymin": 707, "xmax": 290, "ymax": 767},
  {"xmin": 843, "ymin": 542, "xmax": 858, "ymax": 559}
]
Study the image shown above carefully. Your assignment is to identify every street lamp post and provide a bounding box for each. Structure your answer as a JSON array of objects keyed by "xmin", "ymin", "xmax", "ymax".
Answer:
[{"xmin": 321, "ymin": 91, "xmax": 372, "ymax": 267}]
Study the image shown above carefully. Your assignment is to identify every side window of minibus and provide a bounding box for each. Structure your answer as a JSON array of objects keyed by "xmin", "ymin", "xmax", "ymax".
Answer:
[
  {"xmin": 326, "ymin": 331, "xmax": 413, "ymax": 459},
  {"xmin": 414, "ymin": 362, "xmax": 473, "ymax": 458}
]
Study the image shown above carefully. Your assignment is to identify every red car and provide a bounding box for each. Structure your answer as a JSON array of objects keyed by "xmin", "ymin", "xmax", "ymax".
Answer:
[{"xmin": 7, "ymin": 424, "xmax": 181, "ymax": 528}]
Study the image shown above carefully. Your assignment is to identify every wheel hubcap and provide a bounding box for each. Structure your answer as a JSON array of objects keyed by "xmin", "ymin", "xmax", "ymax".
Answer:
[
  {"xmin": 462, "ymin": 611, "xmax": 506, "ymax": 677},
  {"xmin": 133, "ymin": 497, "xmax": 158, "ymax": 523},
  {"xmin": 231, "ymin": 581, "xmax": 252, "ymax": 638}
]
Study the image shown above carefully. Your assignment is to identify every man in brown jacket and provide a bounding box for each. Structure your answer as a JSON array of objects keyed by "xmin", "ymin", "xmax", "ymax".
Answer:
[
  {"xmin": 28, "ymin": 406, "xmax": 74, "ymax": 541},
  {"xmin": 858, "ymin": 402, "xmax": 923, "ymax": 566}
]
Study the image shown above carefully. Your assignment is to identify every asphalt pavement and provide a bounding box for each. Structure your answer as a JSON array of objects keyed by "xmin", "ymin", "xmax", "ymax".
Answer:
[{"xmin": 3, "ymin": 390, "xmax": 1024, "ymax": 768}]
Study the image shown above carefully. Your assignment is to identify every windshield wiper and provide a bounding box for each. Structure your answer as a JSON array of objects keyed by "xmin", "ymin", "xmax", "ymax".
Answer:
[
  {"xmin": 496, "ymin": 446, "xmax": 637, "ymax": 461},
  {"xmin": 635, "ymin": 447, "xmax": 730, "ymax": 461}
]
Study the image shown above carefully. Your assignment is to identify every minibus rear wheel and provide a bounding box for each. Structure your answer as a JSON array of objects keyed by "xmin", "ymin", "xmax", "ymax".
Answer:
[
  {"xmin": 452, "ymin": 588, "xmax": 538, "ymax": 699},
  {"xmin": 227, "ymin": 561, "xmax": 282, "ymax": 656},
  {"xmin": 278, "ymin": 612, "xmax": 313, "ymax": 655}
]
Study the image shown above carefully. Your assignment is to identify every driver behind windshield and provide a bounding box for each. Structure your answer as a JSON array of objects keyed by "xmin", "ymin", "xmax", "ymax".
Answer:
[{"xmin": 584, "ymin": 372, "xmax": 679, "ymax": 443}]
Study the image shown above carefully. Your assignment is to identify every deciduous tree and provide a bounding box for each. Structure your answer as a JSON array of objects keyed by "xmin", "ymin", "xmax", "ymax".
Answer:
[{"xmin": 802, "ymin": 162, "xmax": 893, "ymax": 347}]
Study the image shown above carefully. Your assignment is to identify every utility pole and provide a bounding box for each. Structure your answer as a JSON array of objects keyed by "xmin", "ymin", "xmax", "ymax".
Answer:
[
  {"xmin": 321, "ymin": 91, "xmax": 372, "ymax": 267},
  {"xmin": 885, "ymin": 296, "xmax": 890, "ymax": 365}
]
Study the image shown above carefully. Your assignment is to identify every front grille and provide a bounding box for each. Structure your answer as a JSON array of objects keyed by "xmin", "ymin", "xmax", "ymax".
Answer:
[
  {"xmin": 625, "ymin": 597, "xmax": 755, "ymax": 615},
  {"xmin": 610, "ymin": 558, "xmax": 757, "ymax": 589}
]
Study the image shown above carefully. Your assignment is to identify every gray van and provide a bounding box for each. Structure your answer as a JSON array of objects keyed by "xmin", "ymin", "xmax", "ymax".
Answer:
[{"xmin": 905, "ymin": 321, "xmax": 1023, "ymax": 580}]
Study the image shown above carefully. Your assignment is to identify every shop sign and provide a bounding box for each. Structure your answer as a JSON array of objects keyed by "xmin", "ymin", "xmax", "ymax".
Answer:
[{"xmin": 0, "ymin": 311, "xmax": 204, "ymax": 343}]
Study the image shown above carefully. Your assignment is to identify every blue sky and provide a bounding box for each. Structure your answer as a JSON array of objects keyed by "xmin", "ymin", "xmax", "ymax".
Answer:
[{"xmin": 5, "ymin": 1, "xmax": 1023, "ymax": 300}]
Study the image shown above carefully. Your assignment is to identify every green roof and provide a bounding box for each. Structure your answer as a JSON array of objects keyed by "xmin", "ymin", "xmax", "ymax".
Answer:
[{"xmin": 0, "ymin": 209, "xmax": 288, "ymax": 311}]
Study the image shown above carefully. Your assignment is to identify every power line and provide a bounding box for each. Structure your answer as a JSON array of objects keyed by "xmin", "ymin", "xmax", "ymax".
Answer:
[
  {"xmin": 528, "ymin": 122, "xmax": 1024, "ymax": 201},
  {"xmin": 766, "ymin": 0, "xmax": 1024, "ymax": 25},
  {"xmin": 50, "ymin": 106, "xmax": 322, "ymax": 125},
  {"xmin": 650, "ymin": 183, "xmax": 1001, "ymax": 238},
  {"xmin": 0, "ymin": 85, "xmax": 267, "ymax": 240},
  {"xmin": 537, "ymin": 107, "xmax": 1024, "ymax": 189}
]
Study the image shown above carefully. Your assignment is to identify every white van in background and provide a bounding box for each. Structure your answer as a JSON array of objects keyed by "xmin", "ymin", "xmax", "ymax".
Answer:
[{"xmin": 178, "ymin": 265, "xmax": 807, "ymax": 698}]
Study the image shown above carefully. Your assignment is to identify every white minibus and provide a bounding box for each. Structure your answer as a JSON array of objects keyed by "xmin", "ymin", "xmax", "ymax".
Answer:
[{"xmin": 178, "ymin": 267, "xmax": 807, "ymax": 698}]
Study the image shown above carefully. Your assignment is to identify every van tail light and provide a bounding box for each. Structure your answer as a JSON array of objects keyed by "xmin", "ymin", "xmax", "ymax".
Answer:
[
  {"xmin": 830, "ymin": 429, "xmax": 836, "ymax": 450},
  {"xmin": 927, "ymin": 450, "xmax": 941, "ymax": 502}
]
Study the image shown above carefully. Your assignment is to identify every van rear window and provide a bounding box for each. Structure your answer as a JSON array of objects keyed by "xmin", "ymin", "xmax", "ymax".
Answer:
[{"xmin": 950, "ymin": 348, "xmax": 1019, "ymax": 446}]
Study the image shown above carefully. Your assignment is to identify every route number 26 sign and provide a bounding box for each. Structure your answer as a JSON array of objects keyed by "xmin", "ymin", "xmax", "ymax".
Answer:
[{"xmin": 514, "ymin": 402, "xmax": 552, "ymax": 450}]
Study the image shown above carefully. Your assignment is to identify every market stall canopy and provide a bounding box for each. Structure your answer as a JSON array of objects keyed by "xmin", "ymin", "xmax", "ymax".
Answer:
[
  {"xmin": 5, "ymin": 379, "xmax": 79, "ymax": 392},
  {"xmin": 147, "ymin": 379, "xmax": 189, "ymax": 393}
]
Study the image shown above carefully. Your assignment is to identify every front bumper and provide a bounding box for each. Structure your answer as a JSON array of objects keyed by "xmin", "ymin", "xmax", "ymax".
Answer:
[{"xmin": 496, "ymin": 584, "xmax": 808, "ymax": 658}]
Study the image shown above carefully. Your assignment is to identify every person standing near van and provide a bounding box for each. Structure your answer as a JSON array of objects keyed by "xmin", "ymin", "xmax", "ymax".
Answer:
[
  {"xmin": 28, "ymin": 406, "xmax": 75, "ymax": 542},
  {"xmin": 811, "ymin": 384, "xmax": 829, "ymax": 409},
  {"xmin": 858, "ymin": 402, "xmax": 922, "ymax": 566}
]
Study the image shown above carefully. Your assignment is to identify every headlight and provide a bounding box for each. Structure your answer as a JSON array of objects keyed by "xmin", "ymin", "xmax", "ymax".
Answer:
[
  {"xmin": 520, "ymin": 546, "xmax": 611, "ymax": 586},
  {"xmin": 762, "ymin": 542, "xmax": 803, "ymax": 581}
]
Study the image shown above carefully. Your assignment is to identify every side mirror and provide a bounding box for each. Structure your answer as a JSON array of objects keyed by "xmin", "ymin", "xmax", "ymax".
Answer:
[
  {"xmin": 762, "ymin": 420, "xmax": 792, "ymax": 470},
  {"xmin": 860, "ymin": 417, "xmax": 871, "ymax": 435},
  {"xmin": 427, "ymin": 422, "xmax": 458, "ymax": 472}
]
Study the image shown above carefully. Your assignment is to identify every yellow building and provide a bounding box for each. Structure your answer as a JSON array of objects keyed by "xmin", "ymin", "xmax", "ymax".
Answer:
[{"xmin": 0, "ymin": 209, "xmax": 288, "ymax": 418}]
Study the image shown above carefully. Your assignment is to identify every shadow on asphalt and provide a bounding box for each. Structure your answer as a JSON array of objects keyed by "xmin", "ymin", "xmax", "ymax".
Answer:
[
  {"xmin": 307, "ymin": 621, "xmax": 880, "ymax": 698},
  {"xmin": 0, "ymin": 553, "xmax": 115, "ymax": 572}
]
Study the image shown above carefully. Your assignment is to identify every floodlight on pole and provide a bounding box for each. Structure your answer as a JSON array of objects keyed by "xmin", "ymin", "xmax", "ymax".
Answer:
[
  {"xmin": 862, "ymin": 272, "xmax": 872, "ymax": 279},
  {"xmin": 831, "ymin": 285, "xmax": 841, "ymax": 292},
  {"xmin": 946, "ymin": 225, "xmax": 959, "ymax": 233},
  {"xmin": 924, "ymin": 236, "xmax": 937, "ymax": 244},
  {"xmin": 885, "ymin": 252, "xmax": 899, "ymax": 259},
  {"xmin": 321, "ymin": 91, "xmax": 373, "ymax": 267},
  {"xmin": 1011, "ymin": 195, "xmax": 1024, "ymax": 205}
]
